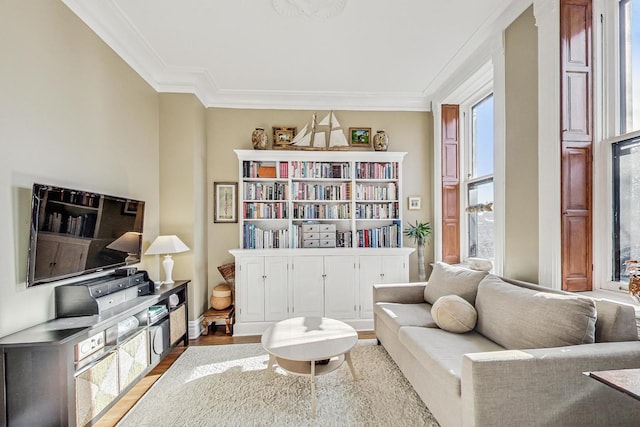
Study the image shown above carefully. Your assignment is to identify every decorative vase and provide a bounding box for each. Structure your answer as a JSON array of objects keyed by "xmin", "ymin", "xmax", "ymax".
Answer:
[
  {"xmin": 251, "ymin": 128, "xmax": 268, "ymax": 150},
  {"xmin": 417, "ymin": 237, "xmax": 426, "ymax": 281},
  {"xmin": 373, "ymin": 129, "xmax": 389, "ymax": 151},
  {"xmin": 210, "ymin": 283, "xmax": 232, "ymax": 310}
]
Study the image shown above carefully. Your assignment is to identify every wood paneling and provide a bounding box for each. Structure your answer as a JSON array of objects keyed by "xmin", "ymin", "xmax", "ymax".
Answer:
[
  {"xmin": 560, "ymin": 0, "xmax": 592, "ymax": 291},
  {"xmin": 441, "ymin": 105, "xmax": 460, "ymax": 264}
]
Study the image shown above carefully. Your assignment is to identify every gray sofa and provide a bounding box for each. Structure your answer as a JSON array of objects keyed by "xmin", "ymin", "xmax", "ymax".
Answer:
[{"xmin": 373, "ymin": 262, "xmax": 640, "ymax": 427}]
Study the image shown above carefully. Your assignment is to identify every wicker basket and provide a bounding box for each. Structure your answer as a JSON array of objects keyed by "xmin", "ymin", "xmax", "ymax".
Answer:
[
  {"xmin": 217, "ymin": 263, "xmax": 235, "ymax": 286},
  {"xmin": 629, "ymin": 275, "xmax": 640, "ymax": 304}
]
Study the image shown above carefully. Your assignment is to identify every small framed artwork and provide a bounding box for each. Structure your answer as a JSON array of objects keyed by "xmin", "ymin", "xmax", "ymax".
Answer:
[
  {"xmin": 349, "ymin": 127, "xmax": 372, "ymax": 147},
  {"xmin": 272, "ymin": 126, "xmax": 297, "ymax": 148},
  {"xmin": 408, "ymin": 196, "xmax": 421, "ymax": 210},
  {"xmin": 123, "ymin": 200, "xmax": 139, "ymax": 215},
  {"xmin": 214, "ymin": 182, "xmax": 238, "ymax": 223}
]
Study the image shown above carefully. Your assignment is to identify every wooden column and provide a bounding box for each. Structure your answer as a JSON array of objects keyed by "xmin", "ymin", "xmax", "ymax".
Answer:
[
  {"xmin": 441, "ymin": 104, "xmax": 460, "ymax": 264},
  {"xmin": 560, "ymin": 0, "xmax": 593, "ymax": 291}
]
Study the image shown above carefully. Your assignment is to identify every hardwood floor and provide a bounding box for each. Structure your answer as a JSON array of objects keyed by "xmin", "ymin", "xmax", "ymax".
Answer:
[{"xmin": 95, "ymin": 325, "xmax": 375, "ymax": 427}]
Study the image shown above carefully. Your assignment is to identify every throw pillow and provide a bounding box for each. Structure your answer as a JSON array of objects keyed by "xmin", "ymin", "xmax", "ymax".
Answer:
[
  {"xmin": 424, "ymin": 261, "xmax": 489, "ymax": 305},
  {"xmin": 475, "ymin": 275, "xmax": 597, "ymax": 349},
  {"xmin": 431, "ymin": 295, "xmax": 477, "ymax": 333}
]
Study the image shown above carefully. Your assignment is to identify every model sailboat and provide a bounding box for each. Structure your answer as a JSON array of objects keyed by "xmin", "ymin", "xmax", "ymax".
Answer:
[{"xmin": 289, "ymin": 111, "xmax": 349, "ymax": 150}]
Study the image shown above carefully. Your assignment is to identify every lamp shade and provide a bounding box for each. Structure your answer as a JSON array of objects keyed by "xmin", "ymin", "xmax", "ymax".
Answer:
[
  {"xmin": 106, "ymin": 232, "xmax": 142, "ymax": 254},
  {"xmin": 145, "ymin": 235, "xmax": 190, "ymax": 255}
]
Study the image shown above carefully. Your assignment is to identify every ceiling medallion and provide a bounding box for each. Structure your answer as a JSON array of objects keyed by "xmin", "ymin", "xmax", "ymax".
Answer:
[{"xmin": 272, "ymin": 0, "xmax": 347, "ymax": 19}]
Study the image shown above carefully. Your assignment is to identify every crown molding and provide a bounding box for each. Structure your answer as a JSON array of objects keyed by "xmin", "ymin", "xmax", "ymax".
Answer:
[{"xmin": 61, "ymin": 0, "xmax": 430, "ymax": 111}]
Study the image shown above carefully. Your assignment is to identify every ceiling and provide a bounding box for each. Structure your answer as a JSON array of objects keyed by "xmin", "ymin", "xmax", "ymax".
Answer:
[{"xmin": 61, "ymin": 0, "xmax": 528, "ymax": 111}]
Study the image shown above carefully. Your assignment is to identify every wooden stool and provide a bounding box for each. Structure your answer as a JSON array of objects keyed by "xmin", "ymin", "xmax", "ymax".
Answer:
[{"xmin": 202, "ymin": 306, "xmax": 235, "ymax": 335}]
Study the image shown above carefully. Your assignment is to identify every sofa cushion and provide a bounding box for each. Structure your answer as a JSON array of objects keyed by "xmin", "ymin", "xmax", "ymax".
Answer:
[
  {"xmin": 424, "ymin": 262, "xmax": 488, "ymax": 305},
  {"xmin": 593, "ymin": 299, "xmax": 639, "ymax": 342},
  {"xmin": 374, "ymin": 302, "xmax": 437, "ymax": 334},
  {"xmin": 432, "ymin": 295, "xmax": 477, "ymax": 333},
  {"xmin": 475, "ymin": 275, "xmax": 597, "ymax": 349},
  {"xmin": 398, "ymin": 326, "xmax": 505, "ymax": 398}
]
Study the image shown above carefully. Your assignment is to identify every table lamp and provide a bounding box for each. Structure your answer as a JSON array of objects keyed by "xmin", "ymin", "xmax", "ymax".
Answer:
[
  {"xmin": 106, "ymin": 231, "xmax": 142, "ymax": 263},
  {"xmin": 145, "ymin": 235, "xmax": 190, "ymax": 284}
]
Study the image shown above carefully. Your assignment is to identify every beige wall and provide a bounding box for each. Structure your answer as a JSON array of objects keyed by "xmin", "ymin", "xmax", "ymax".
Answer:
[
  {"xmin": 158, "ymin": 94, "xmax": 208, "ymax": 320},
  {"xmin": 206, "ymin": 109, "xmax": 434, "ymax": 293},
  {"xmin": 504, "ymin": 6, "xmax": 539, "ymax": 282},
  {"xmin": 0, "ymin": 0, "xmax": 160, "ymax": 337}
]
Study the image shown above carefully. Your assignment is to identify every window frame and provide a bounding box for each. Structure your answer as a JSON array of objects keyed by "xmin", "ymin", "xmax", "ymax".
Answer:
[
  {"xmin": 593, "ymin": 0, "xmax": 640, "ymax": 292},
  {"xmin": 461, "ymin": 89, "xmax": 495, "ymax": 262}
]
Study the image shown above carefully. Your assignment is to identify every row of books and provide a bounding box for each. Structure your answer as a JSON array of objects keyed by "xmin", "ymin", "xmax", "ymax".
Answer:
[
  {"xmin": 243, "ymin": 182, "xmax": 288, "ymax": 201},
  {"xmin": 292, "ymin": 203, "xmax": 350, "ymax": 219},
  {"xmin": 290, "ymin": 161, "xmax": 351, "ymax": 179},
  {"xmin": 148, "ymin": 305, "xmax": 169, "ymax": 324},
  {"xmin": 242, "ymin": 161, "xmax": 286, "ymax": 179},
  {"xmin": 355, "ymin": 223, "xmax": 401, "ymax": 248},
  {"xmin": 243, "ymin": 202, "xmax": 288, "ymax": 219},
  {"xmin": 49, "ymin": 190, "xmax": 101, "ymax": 207},
  {"xmin": 355, "ymin": 162, "xmax": 399, "ymax": 180},
  {"xmin": 354, "ymin": 182, "xmax": 397, "ymax": 201},
  {"xmin": 43, "ymin": 212, "xmax": 96, "ymax": 238},
  {"xmin": 243, "ymin": 224, "xmax": 290, "ymax": 249},
  {"xmin": 355, "ymin": 202, "xmax": 399, "ymax": 220},
  {"xmin": 291, "ymin": 182, "xmax": 351, "ymax": 201}
]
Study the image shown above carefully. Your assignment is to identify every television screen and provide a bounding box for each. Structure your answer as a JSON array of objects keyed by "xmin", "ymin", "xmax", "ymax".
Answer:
[{"xmin": 26, "ymin": 183, "xmax": 145, "ymax": 287}]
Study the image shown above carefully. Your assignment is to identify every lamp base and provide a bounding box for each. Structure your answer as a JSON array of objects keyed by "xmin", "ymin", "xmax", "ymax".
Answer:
[{"xmin": 162, "ymin": 255, "xmax": 175, "ymax": 284}]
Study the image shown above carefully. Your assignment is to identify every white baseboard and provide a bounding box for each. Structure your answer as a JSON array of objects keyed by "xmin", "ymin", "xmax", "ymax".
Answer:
[
  {"xmin": 188, "ymin": 315, "xmax": 204, "ymax": 339},
  {"xmin": 233, "ymin": 319, "xmax": 374, "ymax": 337}
]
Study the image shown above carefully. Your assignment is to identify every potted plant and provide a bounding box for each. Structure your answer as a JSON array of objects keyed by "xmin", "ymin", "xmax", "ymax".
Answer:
[{"xmin": 404, "ymin": 220, "xmax": 432, "ymax": 281}]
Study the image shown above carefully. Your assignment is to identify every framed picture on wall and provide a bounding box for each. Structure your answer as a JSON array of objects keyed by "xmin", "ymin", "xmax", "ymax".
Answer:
[
  {"xmin": 214, "ymin": 182, "xmax": 238, "ymax": 223},
  {"xmin": 272, "ymin": 126, "xmax": 297, "ymax": 149},
  {"xmin": 349, "ymin": 127, "xmax": 371, "ymax": 147},
  {"xmin": 408, "ymin": 196, "xmax": 421, "ymax": 210}
]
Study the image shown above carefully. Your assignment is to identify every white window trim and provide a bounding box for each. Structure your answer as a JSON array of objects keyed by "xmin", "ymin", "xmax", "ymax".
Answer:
[
  {"xmin": 431, "ymin": 35, "xmax": 506, "ymax": 275},
  {"xmin": 593, "ymin": 0, "xmax": 633, "ymax": 293}
]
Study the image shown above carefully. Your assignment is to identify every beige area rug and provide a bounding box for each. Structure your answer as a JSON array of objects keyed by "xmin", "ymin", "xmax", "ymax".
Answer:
[{"xmin": 118, "ymin": 340, "xmax": 439, "ymax": 426}]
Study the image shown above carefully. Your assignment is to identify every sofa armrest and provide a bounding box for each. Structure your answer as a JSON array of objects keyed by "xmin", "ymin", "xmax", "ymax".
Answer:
[
  {"xmin": 461, "ymin": 342, "xmax": 640, "ymax": 427},
  {"xmin": 372, "ymin": 282, "xmax": 426, "ymax": 304}
]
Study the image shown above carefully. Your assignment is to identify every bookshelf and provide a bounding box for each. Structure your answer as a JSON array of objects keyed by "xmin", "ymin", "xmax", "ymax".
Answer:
[
  {"xmin": 231, "ymin": 150, "xmax": 413, "ymax": 335},
  {"xmin": 235, "ymin": 150, "xmax": 407, "ymax": 250}
]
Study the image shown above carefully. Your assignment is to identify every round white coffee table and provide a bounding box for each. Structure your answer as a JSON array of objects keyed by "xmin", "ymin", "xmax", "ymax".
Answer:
[{"xmin": 261, "ymin": 317, "xmax": 358, "ymax": 417}]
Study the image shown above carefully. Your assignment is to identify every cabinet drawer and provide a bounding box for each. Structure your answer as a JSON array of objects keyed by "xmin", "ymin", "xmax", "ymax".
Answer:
[
  {"xmin": 320, "ymin": 239, "xmax": 336, "ymax": 248},
  {"xmin": 303, "ymin": 232, "xmax": 320, "ymax": 240},
  {"xmin": 301, "ymin": 224, "xmax": 320, "ymax": 232},
  {"xmin": 109, "ymin": 277, "xmax": 130, "ymax": 292},
  {"xmin": 88, "ymin": 282, "xmax": 110, "ymax": 298},
  {"xmin": 96, "ymin": 290, "xmax": 127, "ymax": 311},
  {"xmin": 319, "ymin": 224, "xmax": 336, "ymax": 232},
  {"xmin": 302, "ymin": 239, "xmax": 319, "ymax": 248},
  {"xmin": 320, "ymin": 232, "xmax": 335, "ymax": 240}
]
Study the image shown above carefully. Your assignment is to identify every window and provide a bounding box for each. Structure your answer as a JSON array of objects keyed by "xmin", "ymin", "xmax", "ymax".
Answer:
[
  {"xmin": 620, "ymin": 0, "xmax": 640, "ymax": 133},
  {"xmin": 465, "ymin": 94, "xmax": 494, "ymax": 259},
  {"xmin": 612, "ymin": 137, "xmax": 640, "ymax": 281}
]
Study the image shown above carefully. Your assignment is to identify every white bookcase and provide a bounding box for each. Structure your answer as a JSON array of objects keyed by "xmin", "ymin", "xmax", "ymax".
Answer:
[{"xmin": 230, "ymin": 149, "xmax": 414, "ymax": 335}]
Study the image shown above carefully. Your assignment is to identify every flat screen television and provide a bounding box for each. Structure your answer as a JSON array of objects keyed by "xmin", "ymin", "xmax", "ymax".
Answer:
[{"xmin": 26, "ymin": 183, "xmax": 145, "ymax": 287}]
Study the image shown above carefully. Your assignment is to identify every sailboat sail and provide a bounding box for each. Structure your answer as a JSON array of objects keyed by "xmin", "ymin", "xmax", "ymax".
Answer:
[{"xmin": 289, "ymin": 111, "xmax": 348, "ymax": 150}]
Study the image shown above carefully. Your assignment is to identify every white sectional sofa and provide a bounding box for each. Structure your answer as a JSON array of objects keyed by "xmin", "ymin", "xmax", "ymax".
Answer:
[{"xmin": 373, "ymin": 262, "xmax": 640, "ymax": 427}]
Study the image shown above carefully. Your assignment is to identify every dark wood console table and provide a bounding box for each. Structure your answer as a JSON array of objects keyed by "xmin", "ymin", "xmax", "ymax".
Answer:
[
  {"xmin": 0, "ymin": 279, "xmax": 190, "ymax": 427},
  {"xmin": 586, "ymin": 368, "xmax": 640, "ymax": 401}
]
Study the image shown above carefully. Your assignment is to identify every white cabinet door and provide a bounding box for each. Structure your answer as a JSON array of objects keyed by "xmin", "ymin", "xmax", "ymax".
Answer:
[
  {"xmin": 358, "ymin": 255, "xmax": 408, "ymax": 319},
  {"xmin": 381, "ymin": 255, "xmax": 407, "ymax": 284},
  {"xmin": 238, "ymin": 256, "xmax": 266, "ymax": 322},
  {"xmin": 264, "ymin": 256, "xmax": 289, "ymax": 321},
  {"xmin": 324, "ymin": 255, "xmax": 358, "ymax": 319},
  {"xmin": 358, "ymin": 256, "xmax": 384, "ymax": 319},
  {"xmin": 291, "ymin": 256, "xmax": 324, "ymax": 317}
]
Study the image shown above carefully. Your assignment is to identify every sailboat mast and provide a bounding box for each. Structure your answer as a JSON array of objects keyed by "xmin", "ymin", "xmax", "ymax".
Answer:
[
  {"xmin": 327, "ymin": 110, "xmax": 333, "ymax": 151},
  {"xmin": 310, "ymin": 113, "xmax": 317, "ymax": 148}
]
